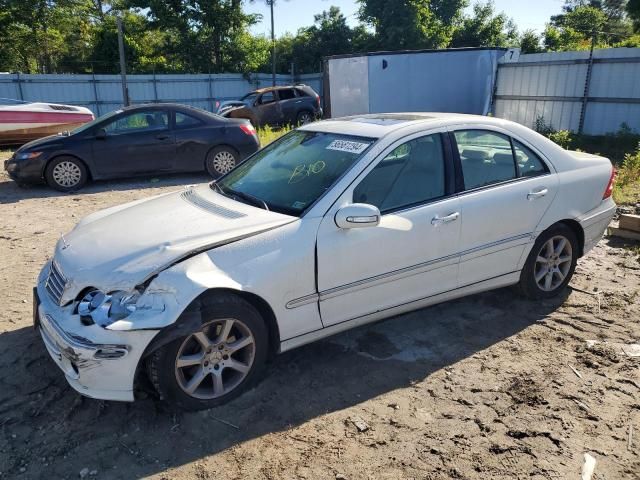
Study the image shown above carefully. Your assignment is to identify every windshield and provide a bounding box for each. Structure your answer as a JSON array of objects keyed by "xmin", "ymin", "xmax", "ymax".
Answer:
[
  {"xmin": 216, "ymin": 130, "xmax": 375, "ymax": 216},
  {"xmin": 71, "ymin": 109, "xmax": 121, "ymax": 135}
]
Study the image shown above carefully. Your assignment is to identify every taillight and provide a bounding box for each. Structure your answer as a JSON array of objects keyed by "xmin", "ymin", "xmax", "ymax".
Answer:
[
  {"xmin": 239, "ymin": 123, "xmax": 256, "ymax": 136},
  {"xmin": 316, "ymin": 95, "xmax": 320, "ymax": 108},
  {"xmin": 603, "ymin": 167, "xmax": 616, "ymax": 199}
]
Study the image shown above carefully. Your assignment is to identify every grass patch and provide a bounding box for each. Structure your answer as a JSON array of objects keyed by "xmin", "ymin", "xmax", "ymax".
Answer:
[
  {"xmin": 257, "ymin": 125, "xmax": 292, "ymax": 146},
  {"xmin": 613, "ymin": 143, "xmax": 640, "ymax": 205}
]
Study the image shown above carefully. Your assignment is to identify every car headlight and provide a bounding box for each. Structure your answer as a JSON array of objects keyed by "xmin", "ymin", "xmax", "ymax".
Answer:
[
  {"xmin": 78, "ymin": 289, "xmax": 143, "ymax": 327},
  {"xmin": 15, "ymin": 151, "xmax": 42, "ymax": 160}
]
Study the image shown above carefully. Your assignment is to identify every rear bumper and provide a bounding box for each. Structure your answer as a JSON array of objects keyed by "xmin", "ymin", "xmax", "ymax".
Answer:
[{"xmin": 578, "ymin": 198, "xmax": 616, "ymax": 255}]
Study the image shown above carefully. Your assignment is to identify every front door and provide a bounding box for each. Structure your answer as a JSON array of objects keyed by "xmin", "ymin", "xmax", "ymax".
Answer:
[
  {"xmin": 451, "ymin": 128, "xmax": 558, "ymax": 285},
  {"xmin": 255, "ymin": 91, "xmax": 282, "ymax": 126},
  {"xmin": 92, "ymin": 109, "xmax": 175, "ymax": 177},
  {"xmin": 316, "ymin": 132, "xmax": 461, "ymax": 326}
]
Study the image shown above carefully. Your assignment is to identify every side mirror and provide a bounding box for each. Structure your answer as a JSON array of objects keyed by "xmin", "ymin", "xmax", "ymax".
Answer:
[
  {"xmin": 95, "ymin": 128, "xmax": 107, "ymax": 139},
  {"xmin": 335, "ymin": 203, "xmax": 381, "ymax": 229}
]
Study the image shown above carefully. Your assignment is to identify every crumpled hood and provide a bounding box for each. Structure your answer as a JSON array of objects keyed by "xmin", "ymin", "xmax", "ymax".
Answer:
[{"xmin": 53, "ymin": 184, "xmax": 295, "ymax": 298}]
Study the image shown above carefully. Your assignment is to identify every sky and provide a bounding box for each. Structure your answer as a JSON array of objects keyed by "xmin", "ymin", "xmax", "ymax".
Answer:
[{"xmin": 245, "ymin": 0, "xmax": 566, "ymax": 37}]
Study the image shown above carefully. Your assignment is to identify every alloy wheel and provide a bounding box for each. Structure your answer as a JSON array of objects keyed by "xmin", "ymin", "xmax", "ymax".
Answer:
[
  {"xmin": 212, "ymin": 151, "xmax": 236, "ymax": 175},
  {"xmin": 298, "ymin": 112, "xmax": 312, "ymax": 125},
  {"xmin": 174, "ymin": 318, "xmax": 255, "ymax": 399},
  {"xmin": 534, "ymin": 235, "xmax": 573, "ymax": 292},
  {"xmin": 52, "ymin": 161, "xmax": 82, "ymax": 188}
]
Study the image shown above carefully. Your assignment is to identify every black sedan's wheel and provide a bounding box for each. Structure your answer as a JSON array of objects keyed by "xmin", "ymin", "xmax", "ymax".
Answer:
[
  {"xmin": 45, "ymin": 156, "xmax": 88, "ymax": 191},
  {"xmin": 297, "ymin": 110, "xmax": 313, "ymax": 125},
  {"xmin": 147, "ymin": 293, "xmax": 268, "ymax": 411},
  {"xmin": 518, "ymin": 224, "xmax": 578, "ymax": 300},
  {"xmin": 206, "ymin": 146, "xmax": 239, "ymax": 178}
]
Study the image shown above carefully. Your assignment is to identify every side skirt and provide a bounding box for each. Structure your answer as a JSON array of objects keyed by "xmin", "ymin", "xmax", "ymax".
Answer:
[{"xmin": 279, "ymin": 270, "xmax": 521, "ymax": 353}]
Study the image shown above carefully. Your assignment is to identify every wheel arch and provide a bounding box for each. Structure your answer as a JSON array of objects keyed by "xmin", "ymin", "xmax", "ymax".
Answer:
[
  {"xmin": 204, "ymin": 144, "xmax": 240, "ymax": 170},
  {"xmin": 44, "ymin": 153, "xmax": 93, "ymax": 180},
  {"xmin": 139, "ymin": 287, "xmax": 281, "ymax": 362},
  {"xmin": 134, "ymin": 286, "xmax": 281, "ymax": 398},
  {"xmin": 557, "ymin": 219, "xmax": 585, "ymax": 258}
]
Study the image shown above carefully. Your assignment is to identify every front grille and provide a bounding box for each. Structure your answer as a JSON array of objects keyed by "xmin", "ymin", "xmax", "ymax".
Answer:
[{"xmin": 45, "ymin": 261, "xmax": 67, "ymax": 305}]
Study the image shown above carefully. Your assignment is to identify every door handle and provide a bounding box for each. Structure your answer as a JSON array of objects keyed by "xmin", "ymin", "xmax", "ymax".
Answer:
[
  {"xmin": 155, "ymin": 134, "xmax": 169, "ymax": 140},
  {"xmin": 527, "ymin": 188, "xmax": 548, "ymax": 200},
  {"xmin": 431, "ymin": 212, "xmax": 460, "ymax": 226}
]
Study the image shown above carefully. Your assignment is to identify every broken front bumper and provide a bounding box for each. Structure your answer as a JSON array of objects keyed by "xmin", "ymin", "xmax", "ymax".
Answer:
[{"xmin": 34, "ymin": 272, "xmax": 159, "ymax": 402}]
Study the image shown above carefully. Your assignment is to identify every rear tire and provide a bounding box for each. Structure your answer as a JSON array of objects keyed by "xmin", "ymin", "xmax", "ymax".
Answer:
[
  {"xmin": 45, "ymin": 156, "xmax": 88, "ymax": 192},
  {"xmin": 297, "ymin": 110, "xmax": 313, "ymax": 125},
  {"xmin": 147, "ymin": 293, "xmax": 268, "ymax": 411},
  {"xmin": 205, "ymin": 146, "xmax": 239, "ymax": 178},
  {"xmin": 518, "ymin": 224, "xmax": 578, "ymax": 300}
]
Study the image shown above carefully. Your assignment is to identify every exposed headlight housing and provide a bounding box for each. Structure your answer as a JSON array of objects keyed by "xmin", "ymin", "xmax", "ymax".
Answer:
[
  {"xmin": 78, "ymin": 289, "xmax": 142, "ymax": 327},
  {"xmin": 15, "ymin": 151, "xmax": 42, "ymax": 160}
]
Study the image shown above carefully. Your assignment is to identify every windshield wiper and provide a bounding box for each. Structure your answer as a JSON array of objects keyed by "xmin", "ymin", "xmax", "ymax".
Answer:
[
  {"xmin": 227, "ymin": 188, "xmax": 270, "ymax": 211},
  {"xmin": 211, "ymin": 182, "xmax": 269, "ymax": 211},
  {"xmin": 210, "ymin": 181, "xmax": 226, "ymax": 195}
]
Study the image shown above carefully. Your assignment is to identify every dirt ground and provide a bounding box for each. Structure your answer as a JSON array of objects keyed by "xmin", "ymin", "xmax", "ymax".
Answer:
[{"xmin": 0, "ymin": 159, "xmax": 638, "ymax": 480}]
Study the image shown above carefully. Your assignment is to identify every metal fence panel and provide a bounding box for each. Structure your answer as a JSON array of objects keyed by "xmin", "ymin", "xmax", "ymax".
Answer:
[
  {"xmin": 494, "ymin": 47, "xmax": 640, "ymax": 135},
  {"xmin": 0, "ymin": 72, "xmax": 323, "ymax": 118}
]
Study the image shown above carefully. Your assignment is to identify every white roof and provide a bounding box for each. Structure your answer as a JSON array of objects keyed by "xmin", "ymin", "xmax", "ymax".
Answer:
[{"xmin": 300, "ymin": 112, "xmax": 516, "ymax": 139}]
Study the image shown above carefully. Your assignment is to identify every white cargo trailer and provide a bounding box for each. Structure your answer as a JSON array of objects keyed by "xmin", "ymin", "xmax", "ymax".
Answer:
[{"xmin": 322, "ymin": 47, "xmax": 508, "ymax": 118}]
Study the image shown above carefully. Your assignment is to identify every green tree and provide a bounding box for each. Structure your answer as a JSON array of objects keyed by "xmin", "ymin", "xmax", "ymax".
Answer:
[
  {"xmin": 127, "ymin": 0, "xmax": 260, "ymax": 73},
  {"xmin": 544, "ymin": 5, "xmax": 608, "ymax": 50},
  {"xmin": 357, "ymin": 0, "xmax": 467, "ymax": 50},
  {"xmin": 450, "ymin": 1, "xmax": 518, "ymax": 48},
  {"xmin": 520, "ymin": 29, "xmax": 544, "ymax": 53},
  {"xmin": 551, "ymin": 1, "xmax": 632, "ymax": 43},
  {"xmin": 0, "ymin": 0, "xmax": 96, "ymax": 73},
  {"xmin": 628, "ymin": 0, "xmax": 640, "ymax": 30}
]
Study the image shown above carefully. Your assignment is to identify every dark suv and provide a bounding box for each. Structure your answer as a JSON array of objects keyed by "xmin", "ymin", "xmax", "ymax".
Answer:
[{"xmin": 217, "ymin": 85, "xmax": 322, "ymax": 127}]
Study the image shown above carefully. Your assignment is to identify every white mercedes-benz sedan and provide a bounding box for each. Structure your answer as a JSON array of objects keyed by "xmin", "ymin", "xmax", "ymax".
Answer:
[{"xmin": 34, "ymin": 113, "xmax": 616, "ymax": 410}]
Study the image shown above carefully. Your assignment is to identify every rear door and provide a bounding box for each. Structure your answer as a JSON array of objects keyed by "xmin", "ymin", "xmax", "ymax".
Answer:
[
  {"xmin": 277, "ymin": 88, "xmax": 300, "ymax": 124},
  {"xmin": 451, "ymin": 128, "xmax": 558, "ymax": 285},
  {"xmin": 91, "ymin": 109, "xmax": 175, "ymax": 177}
]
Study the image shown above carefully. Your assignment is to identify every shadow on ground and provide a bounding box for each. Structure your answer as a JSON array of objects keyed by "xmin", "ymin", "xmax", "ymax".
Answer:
[
  {"xmin": 0, "ymin": 286, "xmax": 569, "ymax": 479},
  {"xmin": 0, "ymin": 172, "xmax": 210, "ymax": 204}
]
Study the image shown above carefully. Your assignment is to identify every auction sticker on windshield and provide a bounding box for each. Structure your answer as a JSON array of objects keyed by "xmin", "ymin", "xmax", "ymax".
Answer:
[{"xmin": 326, "ymin": 139, "xmax": 371, "ymax": 154}]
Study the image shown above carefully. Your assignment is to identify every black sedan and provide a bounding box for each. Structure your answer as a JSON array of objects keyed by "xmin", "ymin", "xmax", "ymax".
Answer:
[{"xmin": 3, "ymin": 103, "xmax": 260, "ymax": 191}]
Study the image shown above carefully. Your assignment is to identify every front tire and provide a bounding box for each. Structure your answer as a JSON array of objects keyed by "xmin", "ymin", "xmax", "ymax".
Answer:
[
  {"xmin": 206, "ymin": 146, "xmax": 239, "ymax": 178},
  {"xmin": 518, "ymin": 224, "xmax": 578, "ymax": 300},
  {"xmin": 45, "ymin": 156, "xmax": 88, "ymax": 191},
  {"xmin": 147, "ymin": 293, "xmax": 268, "ymax": 411}
]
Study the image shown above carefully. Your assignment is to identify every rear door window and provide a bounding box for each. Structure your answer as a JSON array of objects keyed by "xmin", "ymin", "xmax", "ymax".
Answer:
[
  {"xmin": 454, "ymin": 130, "xmax": 517, "ymax": 190},
  {"xmin": 513, "ymin": 140, "xmax": 549, "ymax": 178},
  {"xmin": 278, "ymin": 89, "xmax": 296, "ymax": 101}
]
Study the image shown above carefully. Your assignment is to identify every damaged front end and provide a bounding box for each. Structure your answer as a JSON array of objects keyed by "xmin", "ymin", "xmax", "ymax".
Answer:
[{"xmin": 34, "ymin": 263, "xmax": 160, "ymax": 402}]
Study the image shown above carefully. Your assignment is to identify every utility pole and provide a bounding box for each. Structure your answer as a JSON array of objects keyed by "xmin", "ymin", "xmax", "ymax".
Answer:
[
  {"xmin": 578, "ymin": 30, "xmax": 596, "ymax": 134},
  {"xmin": 268, "ymin": 0, "xmax": 276, "ymax": 87},
  {"xmin": 117, "ymin": 16, "xmax": 129, "ymax": 106}
]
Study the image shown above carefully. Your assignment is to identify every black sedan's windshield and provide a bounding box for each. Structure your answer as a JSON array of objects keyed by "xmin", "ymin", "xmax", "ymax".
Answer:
[{"xmin": 216, "ymin": 130, "xmax": 375, "ymax": 216}]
